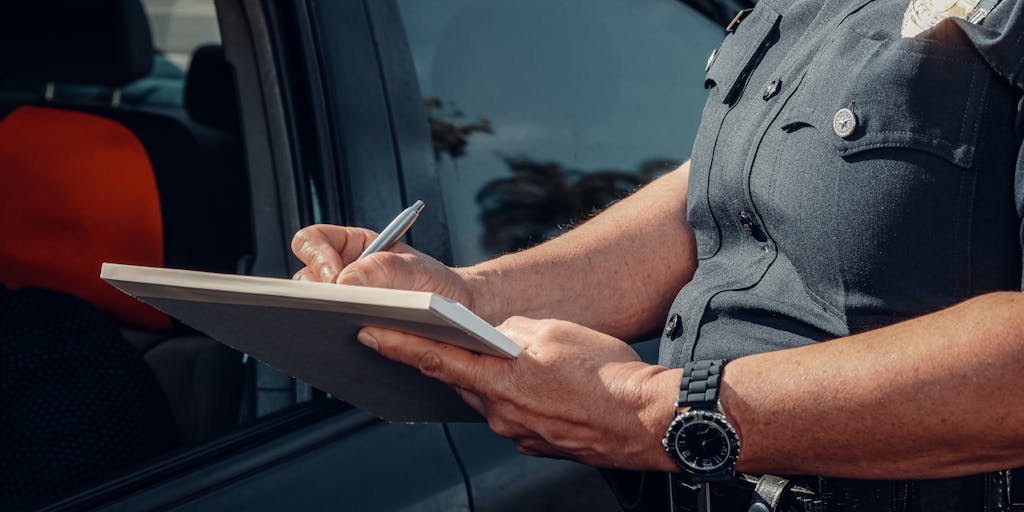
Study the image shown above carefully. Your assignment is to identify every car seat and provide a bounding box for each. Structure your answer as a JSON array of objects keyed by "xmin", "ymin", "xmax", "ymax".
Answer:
[
  {"xmin": 135, "ymin": 43, "xmax": 253, "ymax": 446},
  {"xmin": 0, "ymin": 0, "xmax": 249, "ymax": 449}
]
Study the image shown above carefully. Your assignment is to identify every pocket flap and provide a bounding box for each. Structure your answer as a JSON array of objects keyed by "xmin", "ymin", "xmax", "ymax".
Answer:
[{"xmin": 779, "ymin": 39, "xmax": 989, "ymax": 169}]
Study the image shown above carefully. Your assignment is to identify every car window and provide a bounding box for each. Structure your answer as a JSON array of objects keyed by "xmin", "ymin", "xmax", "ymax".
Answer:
[
  {"xmin": 396, "ymin": 0, "xmax": 723, "ymax": 265},
  {"xmin": 139, "ymin": 0, "xmax": 318, "ymax": 421},
  {"xmin": 115, "ymin": 0, "xmax": 222, "ymax": 108},
  {"xmin": 0, "ymin": 1, "xmax": 271, "ymax": 508},
  {"xmin": 0, "ymin": 1, "xmax": 220, "ymax": 110},
  {"xmin": 142, "ymin": 0, "xmax": 222, "ymax": 71}
]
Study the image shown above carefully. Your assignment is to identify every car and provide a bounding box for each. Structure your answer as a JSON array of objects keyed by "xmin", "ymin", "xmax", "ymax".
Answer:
[{"xmin": 0, "ymin": 0, "xmax": 742, "ymax": 510}]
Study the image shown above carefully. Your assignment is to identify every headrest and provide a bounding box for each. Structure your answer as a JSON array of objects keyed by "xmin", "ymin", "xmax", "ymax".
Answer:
[
  {"xmin": 0, "ymin": 0, "xmax": 154, "ymax": 87},
  {"xmin": 184, "ymin": 45, "xmax": 240, "ymax": 131},
  {"xmin": 0, "ymin": 106, "xmax": 170, "ymax": 329}
]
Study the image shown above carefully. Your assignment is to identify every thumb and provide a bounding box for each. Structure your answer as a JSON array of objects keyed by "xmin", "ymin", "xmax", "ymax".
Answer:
[
  {"xmin": 338, "ymin": 252, "xmax": 420, "ymax": 290},
  {"xmin": 337, "ymin": 265, "xmax": 369, "ymax": 286},
  {"xmin": 358, "ymin": 327, "xmax": 498, "ymax": 394}
]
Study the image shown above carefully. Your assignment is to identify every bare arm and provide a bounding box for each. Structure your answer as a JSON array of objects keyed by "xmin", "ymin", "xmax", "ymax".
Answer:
[
  {"xmin": 718, "ymin": 291, "xmax": 1024, "ymax": 478},
  {"xmin": 359, "ymin": 291, "xmax": 1024, "ymax": 478},
  {"xmin": 292, "ymin": 162, "xmax": 696, "ymax": 341},
  {"xmin": 464, "ymin": 163, "xmax": 696, "ymax": 339}
]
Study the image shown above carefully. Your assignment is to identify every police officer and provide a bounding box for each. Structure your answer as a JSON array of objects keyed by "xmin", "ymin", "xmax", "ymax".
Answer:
[{"xmin": 292, "ymin": 0, "xmax": 1024, "ymax": 510}]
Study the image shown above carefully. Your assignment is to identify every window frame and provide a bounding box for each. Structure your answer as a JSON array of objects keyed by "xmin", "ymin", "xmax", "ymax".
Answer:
[
  {"xmin": 41, "ymin": 0, "xmax": 466, "ymax": 508},
  {"xmin": 40, "ymin": 0, "xmax": 731, "ymax": 508},
  {"xmin": 37, "ymin": 0, "xmax": 363, "ymax": 506}
]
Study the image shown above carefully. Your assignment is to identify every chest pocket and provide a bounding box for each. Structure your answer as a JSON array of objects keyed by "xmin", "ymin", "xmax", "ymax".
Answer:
[
  {"xmin": 778, "ymin": 25, "xmax": 988, "ymax": 169},
  {"xmin": 689, "ymin": 3, "xmax": 782, "ymax": 260},
  {"xmin": 767, "ymin": 23, "xmax": 994, "ymax": 315}
]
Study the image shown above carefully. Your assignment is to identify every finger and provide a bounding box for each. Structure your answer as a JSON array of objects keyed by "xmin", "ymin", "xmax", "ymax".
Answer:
[
  {"xmin": 515, "ymin": 444, "xmax": 539, "ymax": 457},
  {"xmin": 336, "ymin": 265, "xmax": 369, "ymax": 286},
  {"xmin": 300, "ymin": 225, "xmax": 421, "ymax": 263},
  {"xmin": 339, "ymin": 252, "xmax": 416, "ymax": 289},
  {"xmin": 454, "ymin": 387, "xmax": 487, "ymax": 415},
  {"xmin": 291, "ymin": 225, "xmax": 351, "ymax": 282},
  {"xmin": 294, "ymin": 225, "xmax": 423, "ymax": 284},
  {"xmin": 292, "ymin": 267, "xmax": 317, "ymax": 281},
  {"xmin": 336, "ymin": 253, "xmax": 394, "ymax": 287},
  {"xmin": 514, "ymin": 438, "xmax": 550, "ymax": 458},
  {"xmin": 485, "ymin": 409, "xmax": 535, "ymax": 439},
  {"xmin": 325, "ymin": 227, "xmax": 380, "ymax": 265},
  {"xmin": 516, "ymin": 438, "xmax": 570, "ymax": 460},
  {"xmin": 495, "ymin": 316, "xmax": 545, "ymax": 350},
  {"xmin": 357, "ymin": 327, "xmax": 501, "ymax": 393}
]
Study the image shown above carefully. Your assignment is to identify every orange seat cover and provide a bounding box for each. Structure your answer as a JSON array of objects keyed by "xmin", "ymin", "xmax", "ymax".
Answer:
[{"xmin": 0, "ymin": 105, "xmax": 170, "ymax": 329}]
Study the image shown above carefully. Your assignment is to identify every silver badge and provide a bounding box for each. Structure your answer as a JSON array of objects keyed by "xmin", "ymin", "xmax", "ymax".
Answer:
[{"xmin": 902, "ymin": 0, "xmax": 981, "ymax": 37}]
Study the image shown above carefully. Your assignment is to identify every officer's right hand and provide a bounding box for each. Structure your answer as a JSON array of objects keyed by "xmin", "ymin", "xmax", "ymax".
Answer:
[{"xmin": 290, "ymin": 225, "xmax": 479, "ymax": 311}]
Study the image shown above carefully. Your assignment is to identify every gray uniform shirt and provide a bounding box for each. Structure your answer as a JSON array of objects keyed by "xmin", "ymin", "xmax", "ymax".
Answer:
[
  {"xmin": 660, "ymin": 0, "xmax": 1024, "ymax": 368},
  {"xmin": 630, "ymin": 0, "xmax": 1024, "ymax": 507},
  {"xmin": 645, "ymin": 2, "xmax": 1024, "ymax": 509}
]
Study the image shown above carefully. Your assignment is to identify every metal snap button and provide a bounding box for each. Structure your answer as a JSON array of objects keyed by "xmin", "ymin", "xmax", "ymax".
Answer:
[
  {"xmin": 762, "ymin": 80, "xmax": 780, "ymax": 101},
  {"xmin": 738, "ymin": 211, "xmax": 768, "ymax": 243},
  {"xmin": 833, "ymin": 107, "xmax": 858, "ymax": 138},
  {"xmin": 705, "ymin": 48, "xmax": 718, "ymax": 73},
  {"xmin": 664, "ymin": 313, "xmax": 682, "ymax": 339}
]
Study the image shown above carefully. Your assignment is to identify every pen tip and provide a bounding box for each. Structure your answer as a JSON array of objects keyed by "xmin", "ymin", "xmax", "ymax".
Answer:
[{"xmin": 411, "ymin": 200, "xmax": 425, "ymax": 212}]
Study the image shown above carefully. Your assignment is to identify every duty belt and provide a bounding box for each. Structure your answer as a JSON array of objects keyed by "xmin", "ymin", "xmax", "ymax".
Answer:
[
  {"xmin": 670, "ymin": 474, "xmax": 818, "ymax": 512},
  {"xmin": 667, "ymin": 470, "xmax": 1014, "ymax": 512}
]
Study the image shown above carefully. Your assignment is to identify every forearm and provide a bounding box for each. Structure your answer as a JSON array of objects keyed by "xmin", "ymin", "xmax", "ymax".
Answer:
[
  {"xmin": 714, "ymin": 291, "xmax": 1024, "ymax": 478},
  {"xmin": 362, "ymin": 286, "xmax": 1024, "ymax": 476},
  {"xmin": 462, "ymin": 163, "xmax": 697, "ymax": 340}
]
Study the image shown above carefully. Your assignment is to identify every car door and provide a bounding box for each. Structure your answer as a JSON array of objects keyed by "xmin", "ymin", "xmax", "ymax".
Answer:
[
  {"xmin": 42, "ymin": 0, "xmax": 741, "ymax": 510},
  {"xmin": 44, "ymin": 1, "xmax": 469, "ymax": 510}
]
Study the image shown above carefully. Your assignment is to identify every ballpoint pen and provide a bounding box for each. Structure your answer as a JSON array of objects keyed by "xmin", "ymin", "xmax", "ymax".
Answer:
[{"xmin": 357, "ymin": 200, "xmax": 425, "ymax": 260}]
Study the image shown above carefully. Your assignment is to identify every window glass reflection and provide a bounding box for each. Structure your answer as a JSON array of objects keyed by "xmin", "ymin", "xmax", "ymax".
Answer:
[{"xmin": 398, "ymin": 0, "xmax": 722, "ymax": 264}]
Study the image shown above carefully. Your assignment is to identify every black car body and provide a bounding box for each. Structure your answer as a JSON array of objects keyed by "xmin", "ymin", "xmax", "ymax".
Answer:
[{"xmin": 0, "ymin": 0, "xmax": 746, "ymax": 509}]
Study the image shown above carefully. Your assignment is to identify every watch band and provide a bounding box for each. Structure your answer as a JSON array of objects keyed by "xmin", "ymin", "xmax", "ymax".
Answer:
[
  {"xmin": 677, "ymin": 359, "xmax": 726, "ymax": 411},
  {"xmin": 666, "ymin": 359, "xmax": 739, "ymax": 485}
]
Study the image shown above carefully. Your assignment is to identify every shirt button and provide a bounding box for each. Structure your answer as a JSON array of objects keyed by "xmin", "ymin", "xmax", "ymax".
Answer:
[
  {"xmin": 762, "ymin": 79, "xmax": 780, "ymax": 100},
  {"xmin": 738, "ymin": 211, "xmax": 768, "ymax": 243},
  {"xmin": 664, "ymin": 313, "xmax": 682, "ymax": 339},
  {"xmin": 833, "ymin": 107, "xmax": 858, "ymax": 138},
  {"xmin": 705, "ymin": 48, "xmax": 718, "ymax": 73}
]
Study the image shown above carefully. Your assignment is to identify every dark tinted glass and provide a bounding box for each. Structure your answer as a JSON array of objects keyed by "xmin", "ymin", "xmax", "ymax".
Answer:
[{"xmin": 397, "ymin": 0, "xmax": 723, "ymax": 265}]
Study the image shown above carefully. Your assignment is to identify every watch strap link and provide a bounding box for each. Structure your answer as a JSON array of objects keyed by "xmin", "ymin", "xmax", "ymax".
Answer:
[{"xmin": 678, "ymin": 360, "xmax": 725, "ymax": 411}]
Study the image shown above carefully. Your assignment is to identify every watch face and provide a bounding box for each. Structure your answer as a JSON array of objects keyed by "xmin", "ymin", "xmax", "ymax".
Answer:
[{"xmin": 666, "ymin": 411, "xmax": 738, "ymax": 475}]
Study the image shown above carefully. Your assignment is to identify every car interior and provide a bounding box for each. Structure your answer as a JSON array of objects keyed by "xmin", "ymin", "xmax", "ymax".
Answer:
[{"xmin": 0, "ymin": 1, "xmax": 254, "ymax": 506}]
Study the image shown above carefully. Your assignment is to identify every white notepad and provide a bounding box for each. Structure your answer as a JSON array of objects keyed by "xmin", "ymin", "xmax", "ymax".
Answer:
[{"xmin": 101, "ymin": 263, "xmax": 520, "ymax": 422}]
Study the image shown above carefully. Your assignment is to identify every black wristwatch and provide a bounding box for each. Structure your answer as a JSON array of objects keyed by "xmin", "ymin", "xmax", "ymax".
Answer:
[{"xmin": 662, "ymin": 359, "xmax": 740, "ymax": 482}]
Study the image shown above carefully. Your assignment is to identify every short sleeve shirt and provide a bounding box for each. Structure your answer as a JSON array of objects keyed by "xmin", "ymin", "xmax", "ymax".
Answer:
[{"xmin": 659, "ymin": 0, "xmax": 1024, "ymax": 367}]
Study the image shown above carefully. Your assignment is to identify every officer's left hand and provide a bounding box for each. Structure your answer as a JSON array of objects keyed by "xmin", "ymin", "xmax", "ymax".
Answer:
[{"xmin": 358, "ymin": 317, "xmax": 680, "ymax": 470}]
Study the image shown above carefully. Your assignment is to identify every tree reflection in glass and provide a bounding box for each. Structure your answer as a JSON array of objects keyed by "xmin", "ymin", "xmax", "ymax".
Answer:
[{"xmin": 426, "ymin": 97, "xmax": 679, "ymax": 255}]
